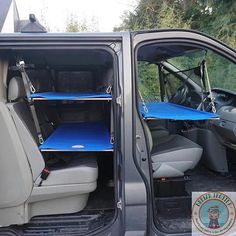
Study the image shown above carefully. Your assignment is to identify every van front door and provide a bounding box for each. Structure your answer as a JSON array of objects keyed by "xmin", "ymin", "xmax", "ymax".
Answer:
[{"xmin": 131, "ymin": 30, "xmax": 236, "ymax": 236}]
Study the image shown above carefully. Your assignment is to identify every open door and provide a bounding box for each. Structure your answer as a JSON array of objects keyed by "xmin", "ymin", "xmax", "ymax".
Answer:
[{"xmin": 132, "ymin": 30, "xmax": 236, "ymax": 236}]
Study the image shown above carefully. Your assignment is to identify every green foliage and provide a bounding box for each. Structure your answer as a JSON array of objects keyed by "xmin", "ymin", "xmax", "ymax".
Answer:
[
  {"xmin": 117, "ymin": 0, "xmax": 236, "ymax": 48},
  {"xmin": 167, "ymin": 50, "xmax": 205, "ymax": 70},
  {"xmin": 182, "ymin": 0, "xmax": 236, "ymax": 48},
  {"xmin": 66, "ymin": 14, "xmax": 98, "ymax": 32},
  {"xmin": 156, "ymin": 2, "xmax": 191, "ymax": 29},
  {"xmin": 138, "ymin": 62, "xmax": 160, "ymax": 101},
  {"xmin": 66, "ymin": 15, "xmax": 81, "ymax": 32},
  {"xmin": 117, "ymin": 0, "xmax": 191, "ymax": 31},
  {"xmin": 206, "ymin": 51, "xmax": 236, "ymax": 91}
]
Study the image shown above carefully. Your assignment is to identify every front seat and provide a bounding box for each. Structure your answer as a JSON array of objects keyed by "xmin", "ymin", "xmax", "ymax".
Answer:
[
  {"xmin": 143, "ymin": 122, "xmax": 202, "ymax": 178},
  {"xmin": 0, "ymin": 77, "xmax": 98, "ymax": 227}
]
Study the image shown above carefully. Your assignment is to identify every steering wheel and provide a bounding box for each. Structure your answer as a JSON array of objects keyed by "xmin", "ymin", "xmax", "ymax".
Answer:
[{"xmin": 169, "ymin": 85, "xmax": 188, "ymax": 104}]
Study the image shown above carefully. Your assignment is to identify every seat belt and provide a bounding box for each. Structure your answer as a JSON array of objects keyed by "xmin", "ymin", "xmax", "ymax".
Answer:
[
  {"xmin": 16, "ymin": 60, "xmax": 44, "ymax": 144},
  {"xmin": 0, "ymin": 59, "xmax": 8, "ymax": 101},
  {"xmin": 138, "ymin": 90, "xmax": 148, "ymax": 113},
  {"xmin": 38, "ymin": 167, "xmax": 51, "ymax": 186},
  {"xmin": 34, "ymin": 167, "xmax": 50, "ymax": 186},
  {"xmin": 204, "ymin": 60, "xmax": 216, "ymax": 113}
]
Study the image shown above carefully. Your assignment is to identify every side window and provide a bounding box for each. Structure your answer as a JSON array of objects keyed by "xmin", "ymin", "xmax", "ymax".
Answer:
[
  {"xmin": 138, "ymin": 62, "xmax": 160, "ymax": 102},
  {"xmin": 206, "ymin": 51, "xmax": 236, "ymax": 91},
  {"xmin": 167, "ymin": 49, "xmax": 236, "ymax": 92}
]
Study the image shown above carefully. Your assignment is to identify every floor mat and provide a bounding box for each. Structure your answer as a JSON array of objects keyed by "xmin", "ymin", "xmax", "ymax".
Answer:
[
  {"xmin": 186, "ymin": 167, "xmax": 236, "ymax": 193},
  {"xmin": 86, "ymin": 185, "xmax": 115, "ymax": 210},
  {"xmin": 0, "ymin": 209, "xmax": 115, "ymax": 236},
  {"xmin": 156, "ymin": 196, "xmax": 191, "ymax": 233}
]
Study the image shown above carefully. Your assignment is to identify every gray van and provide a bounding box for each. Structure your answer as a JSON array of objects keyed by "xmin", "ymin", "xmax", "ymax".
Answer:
[{"xmin": 0, "ymin": 29, "xmax": 235, "ymax": 236}]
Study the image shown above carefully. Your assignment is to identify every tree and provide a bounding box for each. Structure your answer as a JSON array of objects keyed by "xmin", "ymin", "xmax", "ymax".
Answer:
[
  {"xmin": 116, "ymin": 0, "xmax": 191, "ymax": 31},
  {"xmin": 116, "ymin": 0, "xmax": 236, "ymax": 48},
  {"xmin": 66, "ymin": 14, "xmax": 98, "ymax": 32},
  {"xmin": 181, "ymin": 0, "xmax": 236, "ymax": 48}
]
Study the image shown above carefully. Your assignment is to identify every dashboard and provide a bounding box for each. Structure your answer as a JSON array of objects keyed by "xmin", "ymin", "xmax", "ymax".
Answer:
[{"xmin": 212, "ymin": 88, "xmax": 236, "ymax": 111}]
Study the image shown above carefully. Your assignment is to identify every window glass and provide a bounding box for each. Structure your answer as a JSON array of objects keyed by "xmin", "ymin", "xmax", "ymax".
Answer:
[
  {"xmin": 167, "ymin": 49, "xmax": 236, "ymax": 92},
  {"xmin": 167, "ymin": 50, "xmax": 205, "ymax": 71},
  {"xmin": 138, "ymin": 62, "xmax": 160, "ymax": 102},
  {"xmin": 164, "ymin": 71, "xmax": 184, "ymax": 99},
  {"xmin": 205, "ymin": 51, "xmax": 236, "ymax": 91},
  {"xmin": 167, "ymin": 50, "xmax": 205, "ymax": 87}
]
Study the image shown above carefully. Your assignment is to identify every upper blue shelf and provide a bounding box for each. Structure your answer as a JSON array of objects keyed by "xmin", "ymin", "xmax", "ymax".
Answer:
[
  {"xmin": 39, "ymin": 122, "xmax": 113, "ymax": 152},
  {"xmin": 31, "ymin": 91, "xmax": 112, "ymax": 101},
  {"xmin": 140, "ymin": 102, "xmax": 219, "ymax": 120}
]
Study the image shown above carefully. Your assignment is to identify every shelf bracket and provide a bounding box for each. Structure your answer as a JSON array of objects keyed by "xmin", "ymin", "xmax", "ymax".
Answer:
[{"xmin": 109, "ymin": 42, "xmax": 121, "ymax": 54}]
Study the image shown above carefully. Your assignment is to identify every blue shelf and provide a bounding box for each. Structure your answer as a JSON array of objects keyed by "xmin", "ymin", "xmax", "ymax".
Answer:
[
  {"xmin": 141, "ymin": 102, "xmax": 219, "ymax": 120},
  {"xmin": 31, "ymin": 91, "xmax": 112, "ymax": 101},
  {"xmin": 39, "ymin": 122, "xmax": 113, "ymax": 152}
]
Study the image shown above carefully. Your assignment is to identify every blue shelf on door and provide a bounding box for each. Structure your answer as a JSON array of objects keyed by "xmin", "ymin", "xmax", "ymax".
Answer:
[{"xmin": 140, "ymin": 102, "xmax": 219, "ymax": 120}]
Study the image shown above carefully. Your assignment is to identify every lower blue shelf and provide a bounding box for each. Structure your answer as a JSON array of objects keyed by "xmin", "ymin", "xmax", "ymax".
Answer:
[{"xmin": 39, "ymin": 122, "xmax": 113, "ymax": 152}]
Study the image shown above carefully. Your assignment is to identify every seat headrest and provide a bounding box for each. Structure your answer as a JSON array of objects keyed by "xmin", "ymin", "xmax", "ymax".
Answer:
[{"xmin": 8, "ymin": 77, "xmax": 26, "ymax": 102}]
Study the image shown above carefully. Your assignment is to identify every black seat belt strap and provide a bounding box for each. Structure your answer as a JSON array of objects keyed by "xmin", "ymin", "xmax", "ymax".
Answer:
[
  {"xmin": 29, "ymin": 101, "xmax": 44, "ymax": 144},
  {"xmin": 16, "ymin": 60, "xmax": 44, "ymax": 144},
  {"xmin": 16, "ymin": 61, "xmax": 36, "ymax": 94}
]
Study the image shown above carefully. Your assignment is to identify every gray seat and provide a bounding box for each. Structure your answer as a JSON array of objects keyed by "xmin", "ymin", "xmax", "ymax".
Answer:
[
  {"xmin": 147, "ymin": 120, "xmax": 169, "ymax": 139},
  {"xmin": 146, "ymin": 120, "xmax": 170, "ymax": 148},
  {"xmin": 144, "ymin": 122, "xmax": 202, "ymax": 178},
  {"xmin": 0, "ymin": 77, "xmax": 98, "ymax": 227}
]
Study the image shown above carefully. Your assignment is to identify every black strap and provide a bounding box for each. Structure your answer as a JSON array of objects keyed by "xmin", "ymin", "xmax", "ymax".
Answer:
[
  {"xmin": 29, "ymin": 101, "xmax": 44, "ymax": 144},
  {"xmin": 16, "ymin": 60, "xmax": 44, "ymax": 144}
]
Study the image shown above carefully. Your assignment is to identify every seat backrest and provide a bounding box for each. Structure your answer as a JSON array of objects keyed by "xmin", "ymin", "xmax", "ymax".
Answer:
[
  {"xmin": 0, "ymin": 101, "xmax": 33, "ymax": 208},
  {"xmin": 7, "ymin": 77, "xmax": 45, "ymax": 181}
]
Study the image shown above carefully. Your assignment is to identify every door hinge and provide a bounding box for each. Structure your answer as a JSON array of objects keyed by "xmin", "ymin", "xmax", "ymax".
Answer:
[
  {"xmin": 117, "ymin": 200, "xmax": 122, "ymax": 210},
  {"xmin": 116, "ymin": 96, "xmax": 122, "ymax": 106}
]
